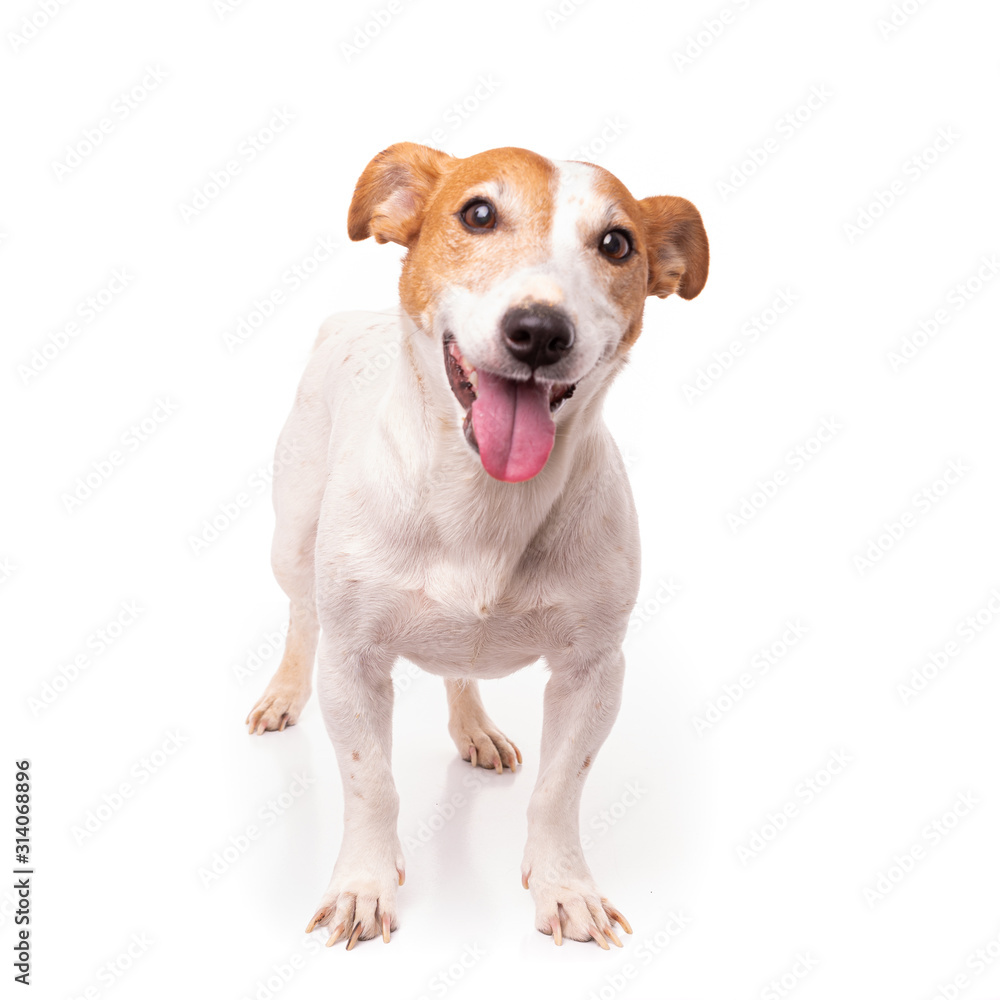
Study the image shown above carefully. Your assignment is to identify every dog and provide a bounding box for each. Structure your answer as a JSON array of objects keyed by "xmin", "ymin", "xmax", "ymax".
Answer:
[{"xmin": 246, "ymin": 143, "xmax": 708, "ymax": 950}]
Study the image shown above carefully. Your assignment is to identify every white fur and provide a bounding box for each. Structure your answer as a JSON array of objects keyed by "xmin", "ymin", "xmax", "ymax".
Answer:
[{"xmin": 248, "ymin": 162, "xmax": 644, "ymax": 948}]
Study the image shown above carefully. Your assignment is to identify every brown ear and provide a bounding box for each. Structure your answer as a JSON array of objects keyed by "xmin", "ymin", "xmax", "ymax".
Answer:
[
  {"xmin": 347, "ymin": 142, "xmax": 454, "ymax": 247},
  {"xmin": 638, "ymin": 195, "xmax": 709, "ymax": 300}
]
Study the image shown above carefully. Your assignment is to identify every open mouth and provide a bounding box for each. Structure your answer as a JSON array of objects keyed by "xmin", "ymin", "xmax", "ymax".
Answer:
[{"xmin": 444, "ymin": 334, "xmax": 576, "ymax": 483}]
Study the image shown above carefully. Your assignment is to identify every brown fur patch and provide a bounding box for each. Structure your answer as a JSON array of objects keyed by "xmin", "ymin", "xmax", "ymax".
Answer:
[
  {"xmin": 639, "ymin": 195, "xmax": 709, "ymax": 300},
  {"xmin": 347, "ymin": 143, "xmax": 708, "ymax": 353},
  {"xmin": 399, "ymin": 147, "xmax": 558, "ymax": 329}
]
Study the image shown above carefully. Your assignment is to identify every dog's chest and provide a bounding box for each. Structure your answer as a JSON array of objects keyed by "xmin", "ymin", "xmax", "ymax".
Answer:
[
  {"xmin": 329, "ymin": 530, "xmax": 587, "ymax": 676},
  {"xmin": 397, "ymin": 575, "xmax": 570, "ymax": 677}
]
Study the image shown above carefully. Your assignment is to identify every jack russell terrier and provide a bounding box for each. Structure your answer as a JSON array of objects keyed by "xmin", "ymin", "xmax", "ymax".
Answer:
[{"xmin": 246, "ymin": 143, "xmax": 708, "ymax": 950}]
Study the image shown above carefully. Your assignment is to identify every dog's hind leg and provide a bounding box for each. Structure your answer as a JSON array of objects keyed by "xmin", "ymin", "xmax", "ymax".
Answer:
[
  {"xmin": 445, "ymin": 678, "xmax": 522, "ymax": 773},
  {"xmin": 246, "ymin": 594, "xmax": 318, "ymax": 734}
]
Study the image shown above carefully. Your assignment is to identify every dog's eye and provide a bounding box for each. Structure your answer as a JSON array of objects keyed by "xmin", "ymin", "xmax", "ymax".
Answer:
[
  {"xmin": 599, "ymin": 229, "xmax": 632, "ymax": 260},
  {"xmin": 460, "ymin": 199, "xmax": 497, "ymax": 230}
]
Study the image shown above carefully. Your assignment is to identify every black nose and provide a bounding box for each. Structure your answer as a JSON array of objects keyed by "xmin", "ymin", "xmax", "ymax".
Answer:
[{"xmin": 502, "ymin": 305, "xmax": 575, "ymax": 370}]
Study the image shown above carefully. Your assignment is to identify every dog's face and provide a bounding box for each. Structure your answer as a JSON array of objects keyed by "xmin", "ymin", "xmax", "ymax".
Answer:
[{"xmin": 348, "ymin": 144, "xmax": 708, "ymax": 483}]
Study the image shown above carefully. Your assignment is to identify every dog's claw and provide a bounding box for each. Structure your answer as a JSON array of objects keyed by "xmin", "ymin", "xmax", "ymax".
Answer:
[
  {"xmin": 469, "ymin": 745, "xmax": 478, "ymax": 768},
  {"xmin": 550, "ymin": 917, "xmax": 562, "ymax": 946},
  {"xmin": 590, "ymin": 925, "xmax": 610, "ymax": 950},
  {"xmin": 382, "ymin": 913, "xmax": 391, "ymax": 943},
  {"xmin": 325, "ymin": 922, "xmax": 345, "ymax": 947},
  {"xmin": 346, "ymin": 921, "xmax": 363, "ymax": 950},
  {"xmin": 522, "ymin": 869, "xmax": 530, "ymax": 889},
  {"xmin": 606, "ymin": 925, "xmax": 623, "ymax": 948},
  {"xmin": 494, "ymin": 758, "xmax": 503, "ymax": 775},
  {"xmin": 603, "ymin": 900, "xmax": 632, "ymax": 935}
]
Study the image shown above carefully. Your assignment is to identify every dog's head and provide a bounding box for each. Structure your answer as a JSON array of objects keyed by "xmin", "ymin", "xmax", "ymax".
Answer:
[{"xmin": 348, "ymin": 143, "xmax": 708, "ymax": 483}]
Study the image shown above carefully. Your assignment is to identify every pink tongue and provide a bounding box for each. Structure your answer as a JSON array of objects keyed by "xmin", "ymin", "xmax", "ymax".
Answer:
[{"xmin": 470, "ymin": 370, "xmax": 555, "ymax": 482}]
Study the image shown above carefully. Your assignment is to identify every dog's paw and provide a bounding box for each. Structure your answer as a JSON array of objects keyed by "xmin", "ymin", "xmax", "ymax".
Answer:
[
  {"xmin": 454, "ymin": 725, "xmax": 522, "ymax": 774},
  {"xmin": 245, "ymin": 682, "xmax": 309, "ymax": 735},
  {"xmin": 523, "ymin": 862, "xmax": 631, "ymax": 949},
  {"xmin": 305, "ymin": 857, "xmax": 405, "ymax": 949}
]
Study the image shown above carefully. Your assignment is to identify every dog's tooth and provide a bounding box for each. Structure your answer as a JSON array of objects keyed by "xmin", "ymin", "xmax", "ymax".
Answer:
[{"xmin": 467, "ymin": 369, "xmax": 478, "ymax": 389}]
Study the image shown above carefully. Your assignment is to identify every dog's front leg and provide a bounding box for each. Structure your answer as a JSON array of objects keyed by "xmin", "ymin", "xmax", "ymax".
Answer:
[
  {"xmin": 521, "ymin": 646, "xmax": 632, "ymax": 949},
  {"xmin": 306, "ymin": 636, "xmax": 404, "ymax": 949}
]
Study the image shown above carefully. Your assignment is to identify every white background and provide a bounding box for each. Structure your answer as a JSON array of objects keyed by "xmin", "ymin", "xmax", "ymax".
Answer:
[{"xmin": 4, "ymin": 0, "xmax": 1000, "ymax": 997}]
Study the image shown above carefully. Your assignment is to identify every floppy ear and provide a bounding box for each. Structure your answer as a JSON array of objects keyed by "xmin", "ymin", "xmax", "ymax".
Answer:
[
  {"xmin": 638, "ymin": 195, "xmax": 709, "ymax": 300},
  {"xmin": 347, "ymin": 142, "xmax": 454, "ymax": 247}
]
